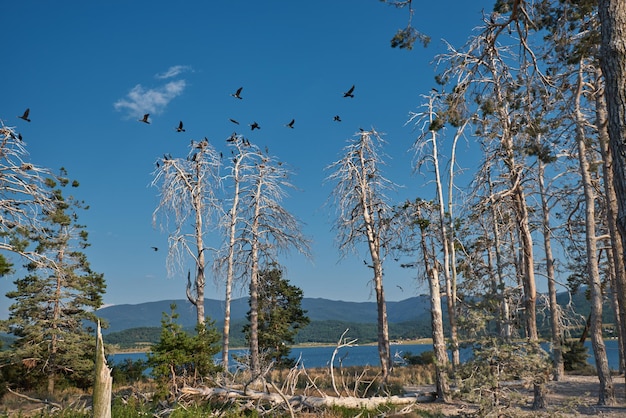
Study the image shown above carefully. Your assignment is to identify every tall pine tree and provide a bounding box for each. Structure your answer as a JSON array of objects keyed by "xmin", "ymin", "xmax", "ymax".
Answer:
[{"xmin": 1, "ymin": 168, "xmax": 105, "ymax": 396}]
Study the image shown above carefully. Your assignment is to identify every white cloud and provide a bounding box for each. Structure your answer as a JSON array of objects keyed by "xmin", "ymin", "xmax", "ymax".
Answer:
[
  {"xmin": 114, "ymin": 79, "xmax": 186, "ymax": 119},
  {"xmin": 155, "ymin": 65, "xmax": 191, "ymax": 79}
]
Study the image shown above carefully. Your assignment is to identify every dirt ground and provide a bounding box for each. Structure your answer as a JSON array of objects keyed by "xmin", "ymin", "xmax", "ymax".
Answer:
[{"xmin": 404, "ymin": 374, "xmax": 626, "ymax": 417}]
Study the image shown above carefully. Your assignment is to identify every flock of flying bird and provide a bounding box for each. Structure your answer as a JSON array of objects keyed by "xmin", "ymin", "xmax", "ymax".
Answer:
[
  {"xmin": 14, "ymin": 83, "xmax": 356, "ymax": 137},
  {"xmin": 142, "ymin": 83, "xmax": 357, "ymax": 252},
  {"xmin": 12, "ymin": 84, "xmax": 357, "ymax": 253},
  {"xmin": 135, "ymin": 84, "xmax": 356, "ymax": 135}
]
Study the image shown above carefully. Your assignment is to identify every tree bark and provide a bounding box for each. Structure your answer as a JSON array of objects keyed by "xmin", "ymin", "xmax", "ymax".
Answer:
[
  {"xmin": 430, "ymin": 118, "xmax": 460, "ymax": 367},
  {"xmin": 192, "ymin": 162, "xmax": 206, "ymax": 325},
  {"xmin": 181, "ymin": 385, "xmax": 436, "ymax": 408},
  {"xmin": 357, "ymin": 137, "xmax": 392, "ymax": 380},
  {"xmin": 599, "ymin": 5, "xmax": 626, "ymax": 386},
  {"xmin": 222, "ymin": 158, "xmax": 242, "ymax": 370},
  {"xmin": 417, "ymin": 206, "xmax": 450, "ymax": 402},
  {"xmin": 93, "ymin": 321, "xmax": 112, "ymax": 418},
  {"xmin": 249, "ymin": 176, "xmax": 263, "ymax": 378},
  {"xmin": 575, "ymin": 63, "xmax": 615, "ymax": 405},
  {"xmin": 596, "ymin": 68, "xmax": 626, "ymax": 376},
  {"xmin": 599, "ymin": 0, "xmax": 626, "ymax": 254},
  {"xmin": 537, "ymin": 159, "xmax": 564, "ymax": 381}
]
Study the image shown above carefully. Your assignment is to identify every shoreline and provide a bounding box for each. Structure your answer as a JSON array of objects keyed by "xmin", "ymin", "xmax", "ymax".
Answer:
[{"xmin": 108, "ymin": 338, "xmax": 435, "ymax": 355}]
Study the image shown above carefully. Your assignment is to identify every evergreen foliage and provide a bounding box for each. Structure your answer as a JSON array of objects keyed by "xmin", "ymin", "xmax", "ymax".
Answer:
[
  {"xmin": 243, "ymin": 265, "xmax": 309, "ymax": 368},
  {"xmin": 562, "ymin": 340, "xmax": 592, "ymax": 372},
  {"xmin": 147, "ymin": 304, "xmax": 221, "ymax": 400},
  {"xmin": 455, "ymin": 338, "xmax": 552, "ymax": 411},
  {"xmin": 0, "ymin": 169, "xmax": 105, "ymax": 395}
]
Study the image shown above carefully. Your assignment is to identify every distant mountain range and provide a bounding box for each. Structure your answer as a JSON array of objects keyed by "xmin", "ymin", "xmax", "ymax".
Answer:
[
  {"xmin": 96, "ymin": 287, "xmax": 607, "ymax": 338},
  {"xmin": 96, "ymin": 295, "xmax": 432, "ymax": 334}
]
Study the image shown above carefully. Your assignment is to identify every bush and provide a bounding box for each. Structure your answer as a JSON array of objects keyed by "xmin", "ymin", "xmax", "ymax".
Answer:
[
  {"xmin": 562, "ymin": 340, "xmax": 593, "ymax": 373},
  {"xmin": 147, "ymin": 304, "xmax": 222, "ymax": 401},
  {"xmin": 110, "ymin": 358, "xmax": 148, "ymax": 385},
  {"xmin": 402, "ymin": 350, "xmax": 435, "ymax": 366}
]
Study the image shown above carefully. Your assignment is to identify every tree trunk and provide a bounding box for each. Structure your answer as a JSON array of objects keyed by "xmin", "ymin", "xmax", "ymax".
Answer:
[
  {"xmin": 358, "ymin": 141, "xmax": 392, "ymax": 380},
  {"xmin": 93, "ymin": 321, "xmax": 112, "ymax": 418},
  {"xmin": 223, "ymin": 161, "xmax": 242, "ymax": 369},
  {"xmin": 596, "ymin": 67, "xmax": 626, "ymax": 376},
  {"xmin": 430, "ymin": 124, "xmax": 460, "ymax": 367},
  {"xmin": 417, "ymin": 209, "xmax": 450, "ymax": 402},
  {"xmin": 188, "ymin": 164, "xmax": 206, "ymax": 325},
  {"xmin": 487, "ymin": 172, "xmax": 512, "ymax": 341},
  {"xmin": 374, "ymin": 264, "xmax": 392, "ymax": 380},
  {"xmin": 599, "ymin": 0, "xmax": 626, "ymax": 259},
  {"xmin": 249, "ymin": 177, "xmax": 263, "ymax": 378},
  {"xmin": 537, "ymin": 158, "xmax": 564, "ymax": 381},
  {"xmin": 575, "ymin": 63, "xmax": 615, "ymax": 405},
  {"xmin": 488, "ymin": 46, "xmax": 541, "ymax": 405}
]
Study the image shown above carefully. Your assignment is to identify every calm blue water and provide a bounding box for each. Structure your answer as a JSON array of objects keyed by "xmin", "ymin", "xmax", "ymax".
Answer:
[{"xmin": 111, "ymin": 339, "xmax": 621, "ymax": 371}]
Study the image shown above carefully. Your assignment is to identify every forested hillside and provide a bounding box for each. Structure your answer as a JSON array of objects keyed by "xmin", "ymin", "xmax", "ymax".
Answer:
[
  {"xmin": 97, "ymin": 295, "xmax": 432, "ymax": 333},
  {"xmin": 99, "ymin": 289, "xmax": 608, "ymax": 350}
]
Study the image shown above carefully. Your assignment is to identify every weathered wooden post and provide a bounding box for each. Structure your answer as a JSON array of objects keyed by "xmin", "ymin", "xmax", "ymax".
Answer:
[{"xmin": 93, "ymin": 320, "xmax": 112, "ymax": 418}]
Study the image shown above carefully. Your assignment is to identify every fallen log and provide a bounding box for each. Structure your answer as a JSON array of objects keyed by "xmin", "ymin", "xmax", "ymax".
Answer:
[{"xmin": 180, "ymin": 386, "xmax": 437, "ymax": 409}]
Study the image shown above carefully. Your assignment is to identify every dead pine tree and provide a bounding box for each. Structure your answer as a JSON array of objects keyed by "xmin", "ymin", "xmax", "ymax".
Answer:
[
  {"xmin": 0, "ymin": 121, "xmax": 53, "ymax": 262},
  {"xmin": 215, "ymin": 134, "xmax": 254, "ymax": 370},
  {"xmin": 235, "ymin": 144, "xmax": 311, "ymax": 380},
  {"xmin": 431, "ymin": 7, "xmax": 552, "ymax": 406},
  {"xmin": 325, "ymin": 128, "xmax": 402, "ymax": 382},
  {"xmin": 151, "ymin": 138, "xmax": 222, "ymax": 325},
  {"xmin": 93, "ymin": 321, "xmax": 112, "ymax": 418},
  {"xmin": 573, "ymin": 61, "xmax": 615, "ymax": 405},
  {"xmin": 398, "ymin": 198, "xmax": 451, "ymax": 402},
  {"xmin": 408, "ymin": 90, "xmax": 469, "ymax": 368}
]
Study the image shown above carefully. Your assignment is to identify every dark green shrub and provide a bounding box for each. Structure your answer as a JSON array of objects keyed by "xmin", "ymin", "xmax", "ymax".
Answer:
[
  {"xmin": 402, "ymin": 350, "xmax": 435, "ymax": 365},
  {"xmin": 110, "ymin": 357, "xmax": 148, "ymax": 385},
  {"xmin": 562, "ymin": 340, "xmax": 591, "ymax": 372},
  {"xmin": 147, "ymin": 304, "xmax": 222, "ymax": 401}
]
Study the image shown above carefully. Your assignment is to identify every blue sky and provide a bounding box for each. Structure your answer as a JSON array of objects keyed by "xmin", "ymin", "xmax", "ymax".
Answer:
[{"xmin": 0, "ymin": 1, "xmax": 496, "ymax": 315}]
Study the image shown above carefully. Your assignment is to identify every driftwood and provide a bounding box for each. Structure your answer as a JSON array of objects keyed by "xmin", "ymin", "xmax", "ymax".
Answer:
[
  {"xmin": 180, "ymin": 385, "xmax": 436, "ymax": 409},
  {"xmin": 6, "ymin": 387, "xmax": 62, "ymax": 410}
]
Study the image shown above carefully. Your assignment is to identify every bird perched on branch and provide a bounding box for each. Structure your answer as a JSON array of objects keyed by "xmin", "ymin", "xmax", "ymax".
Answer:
[
  {"xmin": 139, "ymin": 114, "xmax": 150, "ymax": 124},
  {"xmin": 343, "ymin": 85, "xmax": 355, "ymax": 98},
  {"xmin": 18, "ymin": 108, "xmax": 31, "ymax": 122}
]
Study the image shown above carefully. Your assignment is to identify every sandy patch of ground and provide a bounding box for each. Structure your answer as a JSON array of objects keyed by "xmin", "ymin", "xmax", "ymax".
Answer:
[{"xmin": 403, "ymin": 374, "xmax": 626, "ymax": 417}]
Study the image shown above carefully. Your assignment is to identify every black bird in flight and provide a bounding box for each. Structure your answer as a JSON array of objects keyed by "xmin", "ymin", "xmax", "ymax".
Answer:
[
  {"xmin": 333, "ymin": 115, "xmax": 342, "ymax": 122},
  {"xmin": 229, "ymin": 118, "xmax": 240, "ymax": 125},
  {"xmin": 139, "ymin": 114, "xmax": 150, "ymax": 124},
  {"xmin": 250, "ymin": 121, "xmax": 260, "ymax": 131},
  {"xmin": 151, "ymin": 246, "xmax": 158, "ymax": 251},
  {"xmin": 285, "ymin": 119, "xmax": 295, "ymax": 128},
  {"xmin": 176, "ymin": 121, "xmax": 185, "ymax": 132},
  {"xmin": 18, "ymin": 108, "xmax": 31, "ymax": 122},
  {"xmin": 231, "ymin": 87, "xmax": 243, "ymax": 99},
  {"xmin": 343, "ymin": 85, "xmax": 355, "ymax": 98}
]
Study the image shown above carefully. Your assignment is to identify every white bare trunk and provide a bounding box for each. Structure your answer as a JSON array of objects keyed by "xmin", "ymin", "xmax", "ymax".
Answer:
[{"xmin": 575, "ymin": 63, "xmax": 614, "ymax": 405}]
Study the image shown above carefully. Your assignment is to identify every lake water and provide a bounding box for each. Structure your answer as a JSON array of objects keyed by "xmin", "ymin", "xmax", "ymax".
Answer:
[{"xmin": 111, "ymin": 339, "xmax": 622, "ymax": 371}]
